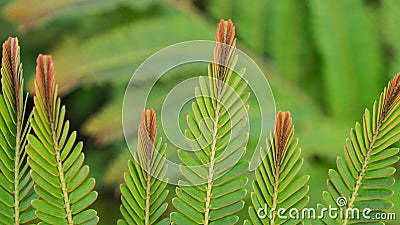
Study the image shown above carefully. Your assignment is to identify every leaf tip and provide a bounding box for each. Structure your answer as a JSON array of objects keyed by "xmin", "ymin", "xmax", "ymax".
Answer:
[
  {"xmin": 137, "ymin": 109, "xmax": 157, "ymax": 167},
  {"xmin": 213, "ymin": 19, "xmax": 237, "ymax": 82},
  {"xmin": 35, "ymin": 54, "xmax": 55, "ymax": 106},
  {"xmin": 384, "ymin": 73, "xmax": 400, "ymax": 114},
  {"xmin": 274, "ymin": 111, "xmax": 293, "ymax": 157},
  {"xmin": 216, "ymin": 19, "xmax": 235, "ymax": 46},
  {"xmin": 140, "ymin": 109, "xmax": 156, "ymax": 144},
  {"xmin": 2, "ymin": 37, "xmax": 21, "ymax": 90}
]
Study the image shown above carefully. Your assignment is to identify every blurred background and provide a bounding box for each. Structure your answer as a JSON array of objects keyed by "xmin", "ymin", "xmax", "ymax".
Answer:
[{"xmin": 0, "ymin": 0, "xmax": 399, "ymax": 224}]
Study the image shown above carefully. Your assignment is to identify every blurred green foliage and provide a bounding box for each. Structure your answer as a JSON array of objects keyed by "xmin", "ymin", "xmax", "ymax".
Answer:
[{"xmin": 1, "ymin": 0, "xmax": 399, "ymax": 224}]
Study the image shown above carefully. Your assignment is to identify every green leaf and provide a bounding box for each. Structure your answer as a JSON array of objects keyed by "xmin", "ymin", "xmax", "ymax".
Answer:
[
  {"xmin": 172, "ymin": 20, "xmax": 249, "ymax": 225},
  {"xmin": 118, "ymin": 110, "xmax": 169, "ymax": 224},
  {"xmin": 28, "ymin": 54, "xmax": 98, "ymax": 224},
  {"xmin": 73, "ymin": 209, "xmax": 98, "ymax": 224},
  {"xmin": 0, "ymin": 37, "xmax": 37, "ymax": 224},
  {"xmin": 317, "ymin": 74, "xmax": 400, "ymax": 224},
  {"xmin": 248, "ymin": 111, "xmax": 309, "ymax": 224}
]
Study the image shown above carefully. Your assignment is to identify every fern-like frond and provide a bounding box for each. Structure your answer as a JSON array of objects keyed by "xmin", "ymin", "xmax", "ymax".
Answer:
[
  {"xmin": 314, "ymin": 74, "xmax": 400, "ymax": 225},
  {"xmin": 245, "ymin": 111, "xmax": 310, "ymax": 225},
  {"xmin": 27, "ymin": 54, "xmax": 98, "ymax": 224},
  {"xmin": 170, "ymin": 19, "xmax": 250, "ymax": 225},
  {"xmin": 0, "ymin": 37, "xmax": 36, "ymax": 224},
  {"xmin": 118, "ymin": 109, "xmax": 169, "ymax": 225}
]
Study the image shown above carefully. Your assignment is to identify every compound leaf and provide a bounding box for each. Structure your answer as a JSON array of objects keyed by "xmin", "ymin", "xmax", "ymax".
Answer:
[
  {"xmin": 245, "ymin": 111, "xmax": 310, "ymax": 225},
  {"xmin": 171, "ymin": 19, "xmax": 249, "ymax": 225},
  {"xmin": 315, "ymin": 74, "xmax": 400, "ymax": 224},
  {"xmin": 27, "ymin": 54, "xmax": 99, "ymax": 224},
  {"xmin": 118, "ymin": 109, "xmax": 169, "ymax": 225},
  {"xmin": 0, "ymin": 37, "xmax": 36, "ymax": 224}
]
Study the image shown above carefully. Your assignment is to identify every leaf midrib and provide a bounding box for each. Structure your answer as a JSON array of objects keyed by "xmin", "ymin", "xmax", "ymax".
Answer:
[
  {"xmin": 271, "ymin": 123, "xmax": 285, "ymax": 225},
  {"xmin": 7, "ymin": 39, "xmax": 25, "ymax": 225},
  {"xmin": 12, "ymin": 49, "xmax": 22, "ymax": 225},
  {"xmin": 48, "ymin": 101, "xmax": 73, "ymax": 224},
  {"xmin": 271, "ymin": 161, "xmax": 281, "ymax": 225},
  {"xmin": 204, "ymin": 80, "xmax": 223, "ymax": 225},
  {"xmin": 145, "ymin": 152, "xmax": 152, "ymax": 225}
]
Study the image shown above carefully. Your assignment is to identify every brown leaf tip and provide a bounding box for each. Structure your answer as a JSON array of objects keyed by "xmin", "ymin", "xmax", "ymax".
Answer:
[
  {"xmin": 383, "ymin": 73, "xmax": 400, "ymax": 115},
  {"xmin": 216, "ymin": 19, "xmax": 235, "ymax": 46},
  {"xmin": 274, "ymin": 111, "xmax": 293, "ymax": 158},
  {"xmin": 139, "ymin": 109, "xmax": 157, "ymax": 146},
  {"xmin": 2, "ymin": 37, "xmax": 20, "ymax": 86},
  {"xmin": 35, "ymin": 54, "xmax": 55, "ymax": 106},
  {"xmin": 213, "ymin": 19, "xmax": 237, "ymax": 82},
  {"xmin": 138, "ymin": 109, "xmax": 157, "ymax": 168}
]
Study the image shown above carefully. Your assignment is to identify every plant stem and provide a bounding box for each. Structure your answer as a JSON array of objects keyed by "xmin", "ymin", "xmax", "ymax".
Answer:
[
  {"xmin": 50, "ymin": 111, "xmax": 73, "ymax": 224},
  {"xmin": 11, "ymin": 38, "xmax": 21, "ymax": 225},
  {"xmin": 145, "ymin": 159, "xmax": 152, "ymax": 225},
  {"xmin": 204, "ymin": 80, "xmax": 223, "ymax": 225}
]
